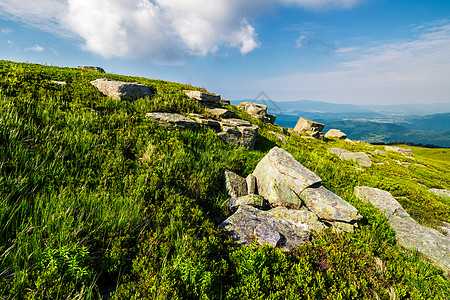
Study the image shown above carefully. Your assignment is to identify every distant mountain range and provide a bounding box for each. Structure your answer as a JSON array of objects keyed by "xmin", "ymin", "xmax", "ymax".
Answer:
[{"xmin": 231, "ymin": 99, "xmax": 450, "ymax": 147}]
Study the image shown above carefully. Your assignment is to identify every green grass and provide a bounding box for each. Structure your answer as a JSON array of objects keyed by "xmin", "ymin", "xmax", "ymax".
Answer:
[{"xmin": 0, "ymin": 60, "xmax": 449, "ymax": 299}]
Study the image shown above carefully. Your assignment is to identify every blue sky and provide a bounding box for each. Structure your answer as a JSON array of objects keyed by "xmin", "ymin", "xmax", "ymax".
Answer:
[{"xmin": 1, "ymin": 0, "xmax": 449, "ymax": 105}]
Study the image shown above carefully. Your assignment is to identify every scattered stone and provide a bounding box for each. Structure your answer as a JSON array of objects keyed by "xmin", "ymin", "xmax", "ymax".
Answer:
[
  {"xmin": 220, "ymin": 205, "xmax": 311, "ymax": 251},
  {"xmin": 269, "ymin": 131, "xmax": 288, "ymax": 143},
  {"xmin": 429, "ymin": 188, "xmax": 450, "ymax": 198},
  {"xmin": 91, "ymin": 78, "xmax": 153, "ymax": 100},
  {"xmin": 238, "ymin": 102, "xmax": 276, "ymax": 124},
  {"xmin": 184, "ymin": 90, "xmax": 222, "ymax": 108},
  {"xmin": 355, "ymin": 186, "xmax": 450, "ymax": 276},
  {"xmin": 224, "ymin": 170, "xmax": 247, "ymax": 198},
  {"xmin": 50, "ymin": 80, "xmax": 67, "ymax": 86},
  {"xmin": 266, "ymin": 180, "xmax": 303, "ymax": 209},
  {"xmin": 252, "ymin": 147, "xmax": 322, "ymax": 199},
  {"xmin": 145, "ymin": 112, "xmax": 198, "ymax": 130},
  {"xmin": 293, "ymin": 117, "xmax": 325, "ymax": 139},
  {"xmin": 396, "ymin": 160, "xmax": 412, "ymax": 167},
  {"xmin": 374, "ymin": 150, "xmax": 386, "ymax": 156},
  {"xmin": 324, "ymin": 129, "xmax": 347, "ymax": 139},
  {"xmin": 328, "ymin": 148, "xmax": 372, "ymax": 167},
  {"xmin": 300, "ymin": 185, "xmax": 362, "ymax": 223},
  {"xmin": 246, "ymin": 174, "xmax": 257, "ymax": 195},
  {"xmin": 206, "ymin": 108, "xmax": 236, "ymax": 119},
  {"xmin": 385, "ymin": 146, "xmax": 414, "ymax": 156},
  {"xmin": 77, "ymin": 66, "xmax": 105, "ymax": 73}
]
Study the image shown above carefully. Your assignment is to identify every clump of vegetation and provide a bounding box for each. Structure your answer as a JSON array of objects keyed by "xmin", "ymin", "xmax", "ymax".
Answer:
[{"xmin": 0, "ymin": 60, "xmax": 449, "ymax": 299}]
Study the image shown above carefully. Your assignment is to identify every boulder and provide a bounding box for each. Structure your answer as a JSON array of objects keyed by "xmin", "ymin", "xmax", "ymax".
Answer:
[
  {"xmin": 266, "ymin": 206, "xmax": 326, "ymax": 233},
  {"xmin": 77, "ymin": 66, "xmax": 105, "ymax": 73},
  {"xmin": 266, "ymin": 180, "xmax": 303, "ymax": 209},
  {"xmin": 224, "ymin": 170, "xmax": 247, "ymax": 198},
  {"xmin": 217, "ymin": 119, "xmax": 258, "ymax": 150},
  {"xmin": 328, "ymin": 148, "xmax": 372, "ymax": 167},
  {"xmin": 220, "ymin": 205, "xmax": 311, "ymax": 251},
  {"xmin": 293, "ymin": 118, "xmax": 325, "ymax": 139},
  {"xmin": 187, "ymin": 113, "xmax": 221, "ymax": 130},
  {"xmin": 300, "ymin": 185, "xmax": 362, "ymax": 223},
  {"xmin": 184, "ymin": 90, "xmax": 221, "ymax": 108},
  {"xmin": 206, "ymin": 108, "xmax": 236, "ymax": 119},
  {"xmin": 385, "ymin": 146, "xmax": 414, "ymax": 156},
  {"xmin": 91, "ymin": 78, "xmax": 153, "ymax": 101},
  {"xmin": 325, "ymin": 129, "xmax": 347, "ymax": 139},
  {"xmin": 246, "ymin": 174, "xmax": 257, "ymax": 195},
  {"xmin": 252, "ymin": 147, "xmax": 322, "ymax": 199},
  {"xmin": 145, "ymin": 112, "xmax": 198, "ymax": 130},
  {"xmin": 429, "ymin": 188, "xmax": 450, "ymax": 198},
  {"xmin": 269, "ymin": 131, "xmax": 288, "ymax": 144},
  {"xmin": 355, "ymin": 186, "xmax": 450, "ymax": 276},
  {"xmin": 238, "ymin": 102, "xmax": 276, "ymax": 124}
]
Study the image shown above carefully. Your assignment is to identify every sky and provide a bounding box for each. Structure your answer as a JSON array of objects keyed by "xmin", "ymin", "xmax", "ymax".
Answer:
[{"xmin": 0, "ymin": 0, "xmax": 449, "ymax": 105}]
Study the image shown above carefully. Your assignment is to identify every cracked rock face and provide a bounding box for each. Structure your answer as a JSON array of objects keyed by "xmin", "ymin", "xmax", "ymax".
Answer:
[
  {"xmin": 355, "ymin": 186, "xmax": 450, "ymax": 276},
  {"xmin": 91, "ymin": 78, "xmax": 153, "ymax": 101},
  {"xmin": 252, "ymin": 147, "xmax": 322, "ymax": 198}
]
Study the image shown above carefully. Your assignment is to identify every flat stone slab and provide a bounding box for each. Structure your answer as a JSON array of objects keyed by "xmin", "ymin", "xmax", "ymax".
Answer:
[
  {"xmin": 300, "ymin": 185, "xmax": 362, "ymax": 222},
  {"xmin": 328, "ymin": 148, "xmax": 372, "ymax": 167},
  {"xmin": 145, "ymin": 112, "xmax": 198, "ymax": 130},
  {"xmin": 91, "ymin": 78, "xmax": 153, "ymax": 100},
  {"xmin": 253, "ymin": 147, "xmax": 322, "ymax": 200},
  {"xmin": 355, "ymin": 186, "xmax": 450, "ymax": 276},
  {"xmin": 184, "ymin": 90, "xmax": 221, "ymax": 107},
  {"xmin": 221, "ymin": 205, "xmax": 311, "ymax": 251},
  {"xmin": 207, "ymin": 108, "xmax": 236, "ymax": 119},
  {"xmin": 429, "ymin": 188, "xmax": 450, "ymax": 198}
]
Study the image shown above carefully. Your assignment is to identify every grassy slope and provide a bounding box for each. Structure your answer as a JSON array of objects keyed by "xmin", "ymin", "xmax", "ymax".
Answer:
[{"xmin": 0, "ymin": 61, "xmax": 449, "ymax": 299}]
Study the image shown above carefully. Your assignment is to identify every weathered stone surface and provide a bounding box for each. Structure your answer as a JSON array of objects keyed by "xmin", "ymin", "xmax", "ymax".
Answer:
[
  {"xmin": 184, "ymin": 90, "xmax": 221, "ymax": 108},
  {"xmin": 207, "ymin": 108, "xmax": 236, "ymax": 119},
  {"xmin": 220, "ymin": 205, "xmax": 311, "ymax": 251},
  {"xmin": 227, "ymin": 195, "xmax": 267, "ymax": 211},
  {"xmin": 266, "ymin": 206, "xmax": 326, "ymax": 233},
  {"xmin": 91, "ymin": 78, "xmax": 153, "ymax": 100},
  {"xmin": 355, "ymin": 186, "xmax": 450, "ymax": 276},
  {"xmin": 325, "ymin": 129, "xmax": 347, "ymax": 139},
  {"xmin": 188, "ymin": 113, "xmax": 221, "ymax": 130},
  {"xmin": 238, "ymin": 102, "xmax": 276, "ymax": 124},
  {"xmin": 269, "ymin": 131, "xmax": 288, "ymax": 143},
  {"xmin": 293, "ymin": 118, "xmax": 325, "ymax": 139},
  {"xmin": 300, "ymin": 185, "xmax": 362, "ymax": 222},
  {"xmin": 327, "ymin": 221, "xmax": 357, "ymax": 233},
  {"xmin": 218, "ymin": 119, "xmax": 258, "ymax": 149},
  {"xmin": 328, "ymin": 148, "xmax": 372, "ymax": 167},
  {"xmin": 145, "ymin": 112, "xmax": 198, "ymax": 130},
  {"xmin": 224, "ymin": 170, "xmax": 247, "ymax": 198},
  {"xmin": 246, "ymin": 174, "xmax": 257, "ymax": 195},
  {"xmin": 266, "ymin": 180, "xmax": 303, "ymax": 208},
  {"xmin": 429, "ymin": 188, "xmax": 450, "ymax": 198},
  {"xmin": 252, "ymin": 147, "xmax": 322, "ymax": 200},
  {"xmin": 77, "ymin": 66, "xmax": 105, "ymax": 73},
  {"xmin": 385, "ymin": 146, "xmax": 414, "ymax": 156}
]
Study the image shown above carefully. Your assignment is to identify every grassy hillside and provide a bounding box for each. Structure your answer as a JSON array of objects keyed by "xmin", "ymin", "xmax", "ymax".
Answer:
[{"xmin": 1, "ymin": 61, "xmax": 449, "ymax": 299}]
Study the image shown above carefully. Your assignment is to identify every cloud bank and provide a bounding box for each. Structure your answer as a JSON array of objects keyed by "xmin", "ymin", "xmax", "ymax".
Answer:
[{"xmin": 0, "ymin": 0, "xmax": 362, "ymax": 61}]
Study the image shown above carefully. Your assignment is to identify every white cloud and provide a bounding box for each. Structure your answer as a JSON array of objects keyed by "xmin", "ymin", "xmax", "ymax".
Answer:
[
  {"xmin": 0, "ymin": 0, "xmax": 362, "ymax": 62},
  {"xmin": 25, "ymin": 44, "xmax": 45, "ymax": 52},
  {"xmin": 256, "ymin": 21, "xmax": 450, "ymax": 104},
  {"xmin": 1, "ymin": 28, "xmax": 12, "ymax": 34},
  {"xmin": 295, "ymin": 35, "xmax": 306, "ymax": 48}
]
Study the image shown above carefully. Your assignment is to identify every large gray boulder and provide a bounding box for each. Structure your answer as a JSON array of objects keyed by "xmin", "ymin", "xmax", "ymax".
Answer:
[
  {"xmin": 266, "ymin": 206, "xmax": 326, "ymax": 233},
  {"xmin": 252, "ymin": 147, "xmax": 322, "ymax": 199},
  {"xmin": 77, "ymin": 66, "xmax": 105, "ymax": 73},
  {"xmin": 91, "ymin": 78, "xmax": 153, "ymax": 100},
  {"xmin": 217, "ymin": 119, "xmax": 258, "ymax": 150},
  {"xmin": 325, "ymin": 129, "xmax": 347, "ymax": 139},
  {"xmin": 237, "ymin": 102, "xmax": 276, "ymax": 124},
  {"xmin": 355, "ymin": 186, "xmax": 450, "ymax": 276},
  {"xmin": 300, "ymin": 185, "xmax": 362, "ymax": 223},
  {"xmin": 220, "ymin": 205, "xmax": 311, "ymax": 251},
  {"xmin": 293, "ymin": 118, "xmax": 325, "ymax": 139},
  {"xmin": 145, "ymin": 112, "xmax": 198, "ymax": 130},
  {"xmin": 328, "ymin": 148, "xmax": 372, "ymax": 167}
]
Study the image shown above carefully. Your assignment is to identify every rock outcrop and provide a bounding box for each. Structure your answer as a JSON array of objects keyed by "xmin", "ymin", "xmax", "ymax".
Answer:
[
  {"xmin": 328, "ymin": 148, "xmax": 372, "ymax": 168},
  {"xmin": 221, "ymin": 147, "xmax": 363, "ymax": 250},
  {"xmin": 293, "ymin": 118, "xmax": 325, "ymax": 139},
  {"xmin": 217, "ymin": 119, "xmax": 258, "ymax": 149},
  {"xmin": 238, "ymin": 102, "xmax": 276, "ymax": 124},
  {"xmin": 354, "ymin": 186, "xmax": 450, "ymax": 276},
  {"xmin": 77, "ymin": 66, "xmax": 105, "ymax": 73},
  {"xmin": 385, "ymin": 146, "xmax": 414, "ymax": 156},
  {"xmin": 325, "ymin": 129, "xmax": 347, "ymax": 139},
  {"xmin": 91, "ymin": 78, "xmax": 153, "ymax": 101},
  {"xmin": 145, "ymin": 113, "xmax": 198, "ymax": 130},
  {"xmin": 184, "ymin": 90, "xmax": 222, "ymax": 108}
]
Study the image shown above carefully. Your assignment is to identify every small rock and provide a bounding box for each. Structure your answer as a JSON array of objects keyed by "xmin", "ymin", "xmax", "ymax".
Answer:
[
  {"xmin": 324, "ymin": 129, "xmax": 347, "ymax": 139},
  {"xmin": 328, "ymin": 148, "xmax": 372, "ymax": 167},
  {"xmin": 269, "ymin": 131, "xmax": 287, "ymax": 143},
  {"xmin": 429, "ymin": 188, "xmax": 450, "ymax": 198},
  {"xmin": 374, "ymin": 150, "xmax": 386, "ymax": 156},
  {"xmin": 246, "ymin": 174, "xmax": 257, "ymax": 195},
  {"xmin": 91, "ymin": 78, "xmax": 153, "ymax": 100},
  {"xmin": 238, "ymin": 102, "xmax": 276, "ymax": 124},
  {"xmin": 224, "ymin": 170, "xmax": 247, "ymax": 198},
  {"xmin": 50, "ymin": 80, "xmax": 67, "ymax": 86}
]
